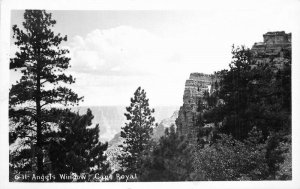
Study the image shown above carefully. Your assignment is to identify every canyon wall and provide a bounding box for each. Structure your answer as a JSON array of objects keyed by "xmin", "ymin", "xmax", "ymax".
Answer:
[{"xmin": 175, "ymin": 73, "xmax": 218, "ymax": 145}]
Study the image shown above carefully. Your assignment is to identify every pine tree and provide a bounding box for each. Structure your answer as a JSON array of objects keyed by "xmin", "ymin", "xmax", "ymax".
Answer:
[
  {"xmin": 48, "ymin": 109, "xmax": 110, "ymax": 181},
  {"xmin": 139, "ymin": 125, "xmax": 193, "ymax": 181},
  {"xmin": 9, "ymin": 10, "xmax": 82, "ymax": 176},
  {"xmin": 118, "ymin": 87, "xmax": 155, "ymax": 177},
  {"xmin": 217, "ymin": 45, "xmax": 254, "ymax": 139}
]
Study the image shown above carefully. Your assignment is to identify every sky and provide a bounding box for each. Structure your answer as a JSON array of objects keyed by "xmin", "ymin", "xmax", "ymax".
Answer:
[{"xmin": 9, "ymin": 1, "xmax": 298, "ymax": 106}]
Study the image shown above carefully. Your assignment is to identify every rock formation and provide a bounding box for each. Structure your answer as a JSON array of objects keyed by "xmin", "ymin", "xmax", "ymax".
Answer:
[
  {"xmin": 176, "ymin": 31, "xmax": 291, "ymax": 145},
  {"xmin": 176, "ymin": 73, "xmax": 219, "ymax": 145},
  {"xmin": 252, "ymin": 31, "xmax": 291, "ymax": 54},
  {"xmin": 251, "ymin": 31, "xmax": 291, "ymax": 69}
]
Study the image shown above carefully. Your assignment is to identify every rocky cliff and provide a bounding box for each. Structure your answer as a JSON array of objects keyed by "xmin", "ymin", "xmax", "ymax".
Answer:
[
  {"xmin": 175, "ymin": 73, "xmax": 219, "ymax": 145},
  {"xmin": 175, "ymin": 31, "xmax": 291, "ymax": 146},
  {"xmin": 251, "ymin": 31, "xmax": 291, "ymax": 69}
]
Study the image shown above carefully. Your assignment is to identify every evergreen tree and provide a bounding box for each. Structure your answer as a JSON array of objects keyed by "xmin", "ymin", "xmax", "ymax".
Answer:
[
  {"xmin": 48, "ymin": 109, "xmax": 110, "ymax": 181},
  {"xmin": 217, "ymin": 45, "xmax": 254, "ymax": 139},
  {"xmin": 9, "ymin": 10, "xmax": 82, "ymax": 175},
  {"xmin": 118, "ymin": 87, "xmax": 155, "ymax": 177},
  {"xmin": 139, "ymin": 125, "xmax": 193, "ymax": 181}
]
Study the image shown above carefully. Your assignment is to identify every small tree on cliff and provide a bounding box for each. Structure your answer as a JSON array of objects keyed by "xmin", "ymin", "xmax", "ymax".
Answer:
[
  {"xmin": 9, "ymin": 10, "xmax": 82, "ymax": 175},
  {"xmin": 118, "ymin": 87, "xmax": 156, "ymax": 176}
]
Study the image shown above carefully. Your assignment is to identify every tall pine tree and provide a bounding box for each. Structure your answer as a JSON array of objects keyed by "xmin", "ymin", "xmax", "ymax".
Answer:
[
  {"xmin": 118, "ymin": 87, "xmax": 155, "ymax": 177},
  {"xmin": 9, "ymin": 10, "xmax": 82, "ymax": 176}
]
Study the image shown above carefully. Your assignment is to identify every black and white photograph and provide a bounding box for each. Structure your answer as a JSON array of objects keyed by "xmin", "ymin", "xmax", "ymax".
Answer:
[{"xmin": 0, "ymin": 0, "xmax": 300, "ymax": 188}]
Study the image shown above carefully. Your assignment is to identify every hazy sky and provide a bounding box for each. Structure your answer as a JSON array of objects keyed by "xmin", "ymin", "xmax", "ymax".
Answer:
[{"xmin": 10, "ymin": 1, "xmax": 298, "ymax": 106}]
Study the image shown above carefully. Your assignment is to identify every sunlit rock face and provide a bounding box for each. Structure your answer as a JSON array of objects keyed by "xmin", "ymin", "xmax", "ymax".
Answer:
[
  {"xmin": 176, "ymin": 73, "xmax": 218, "ymax": 145},
  {"xmin": 252, "ymin": 31, "xmax": 291, "ymax": 54},
  {"xmin": 251, "ymin": 31, "xmax": 291, "ymax": 69}
]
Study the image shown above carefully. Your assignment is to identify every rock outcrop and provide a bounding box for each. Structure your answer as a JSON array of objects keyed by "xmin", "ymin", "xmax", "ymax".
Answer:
[
  {"xmin": 251, "ymin": 31, "xmax": 291, "ymax": 69},
  {"xmin": 176, "ymin": 73, "xmax": 219, "ymax": 145},
  {"xmin": 252, "ymin": 31, "xmax": 291, "ymax": 55}
]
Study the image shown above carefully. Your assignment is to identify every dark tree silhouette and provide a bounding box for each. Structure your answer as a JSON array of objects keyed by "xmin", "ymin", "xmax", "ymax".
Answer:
[
  {"xmin": 48, "ymin": 109, "xmax": 110, "ymax": 181},
  {"xmin": 9, "ymin": 10, "xmax": 82, "ymax": 175},
  {"xmin": 118, "ymin": 87, "xmax": 156, "ymax": 177}
]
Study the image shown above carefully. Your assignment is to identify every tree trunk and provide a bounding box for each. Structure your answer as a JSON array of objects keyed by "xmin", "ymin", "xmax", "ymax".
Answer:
[{"xmin": 36, "ymin": 56, "xmax": 43, "ymax": 175}]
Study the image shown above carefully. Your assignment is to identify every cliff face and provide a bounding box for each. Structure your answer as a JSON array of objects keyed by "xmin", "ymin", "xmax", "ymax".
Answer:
[
  {"xmin": 176, "ymin": 73, "xmax": 218, "ymax": 145},
  {"xmin": 252, "ymin": 31, "xmax": 291, "ymax": 54},
  {"xmin": 251, "ymin": 31, "xmax": 291, "ymax": 69},
  {"xmin": 176, "ymin": 31, "xmax": 291, "ymax": 145}
]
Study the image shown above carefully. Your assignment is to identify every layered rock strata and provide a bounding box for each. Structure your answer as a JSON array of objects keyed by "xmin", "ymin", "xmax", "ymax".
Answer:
[
  {"xmin": 251, "ymin": 31, "xmax": 291, "ymax": 69},
  {"xmin": 176, "ymin": 73, "xmax": 218, "ymax": 145}
]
